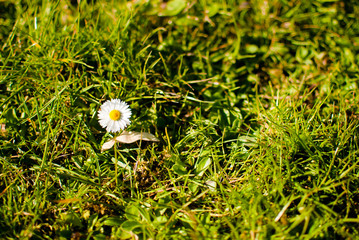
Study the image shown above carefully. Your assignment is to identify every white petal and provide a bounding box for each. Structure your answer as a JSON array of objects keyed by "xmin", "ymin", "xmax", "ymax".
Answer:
[
  {"xmin": 106, "ymin": 121, "xmax": 114, "ymax": 132},
  {"xmin": 98, "ymin": 99, "xmax": 132, "ymax": 133}
]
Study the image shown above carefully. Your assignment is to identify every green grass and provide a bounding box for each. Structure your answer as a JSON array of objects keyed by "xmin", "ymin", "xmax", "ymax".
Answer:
[{"xmin": 1, "ymin": 0, "xmax": 359, "ymax": 239}]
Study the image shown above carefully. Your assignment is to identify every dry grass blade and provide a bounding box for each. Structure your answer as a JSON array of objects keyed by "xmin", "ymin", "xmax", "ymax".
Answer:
[
  {"xmin": 1, "ymin": 123, "xmax": 6, "ymax": 136},
  {"xmin": 101, "ymin": 139, "xmax": 116, "ymax": 152},
  {"xmin": 101, "ymin": 131, "xmax": 159, "ymax": 152},
  {"xmin": 115, "ymin": 131, "xmax": 159, "ymax": 144}
]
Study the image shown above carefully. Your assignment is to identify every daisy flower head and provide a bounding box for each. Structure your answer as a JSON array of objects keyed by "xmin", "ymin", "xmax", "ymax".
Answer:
[{"xmin": 98, "ymin": 99, "xmax": 132, "ymax": 133}]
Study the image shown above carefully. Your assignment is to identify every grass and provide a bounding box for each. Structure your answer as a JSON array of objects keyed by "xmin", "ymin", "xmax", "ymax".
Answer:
[{"xmin": 1, "ymin": 0, "xmax": 359, "ymax": 239}]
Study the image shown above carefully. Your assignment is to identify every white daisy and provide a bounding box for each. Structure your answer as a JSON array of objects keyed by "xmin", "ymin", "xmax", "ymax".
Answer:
[{"xmin": 98, "ymin": 99, "xmax": 132, "ymax": 133}]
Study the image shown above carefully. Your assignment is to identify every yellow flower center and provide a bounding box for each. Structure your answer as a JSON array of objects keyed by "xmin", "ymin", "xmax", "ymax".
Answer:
[{"xmin": 109, "ymin": 109, "xmax": 121, "ymax": 121}]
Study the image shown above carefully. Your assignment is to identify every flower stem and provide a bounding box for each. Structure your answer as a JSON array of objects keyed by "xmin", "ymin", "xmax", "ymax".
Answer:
[{"xmin": 114, "ymin": 140, "xmax": 118, "ymax": 187}]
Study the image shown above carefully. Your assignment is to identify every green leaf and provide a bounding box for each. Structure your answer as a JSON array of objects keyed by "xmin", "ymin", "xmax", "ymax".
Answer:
[
  {"xmin": 160, "ymin": 0, "xmax": 186, "ymax": 16},
  {"xmin": 194, "ymin": 158, "xmax": 212, "ymax": 176},
  {"xmin": 93, "ymin": 234, "xmax": 107, "ymax": 240},
  {"xmin": 173, "ymin": 163, "xmax": 188, "ymax": 175},
  {"xmin": 207, "ymin": 4, "xmax": 220, "ymax": 17},
  {"xmin": 60, "ymin": 212, "xmax": 83, "ymax": 227},
  {"xmin": 103, "ymin": 216, "xmax": 123, "ymax": 226},
  {"xmin": 189, "ymin": 182, "xmax": 199, "ymax": 193},
  {"xmin": 125, "ymin": 205, "xmax": 141, "ymax": 221},
  {"xmin": 121, "ymin": 220, "xmax": 142, "ymax": 231},
  {"xmin": 175, "ymin": 16, "xmax": 198, "ymax": 26}
]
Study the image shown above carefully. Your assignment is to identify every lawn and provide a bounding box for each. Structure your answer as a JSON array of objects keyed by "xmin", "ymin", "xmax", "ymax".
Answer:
[{"xmin": 1, "ymin": 0, "xmax": 359, "ymax": 239}]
